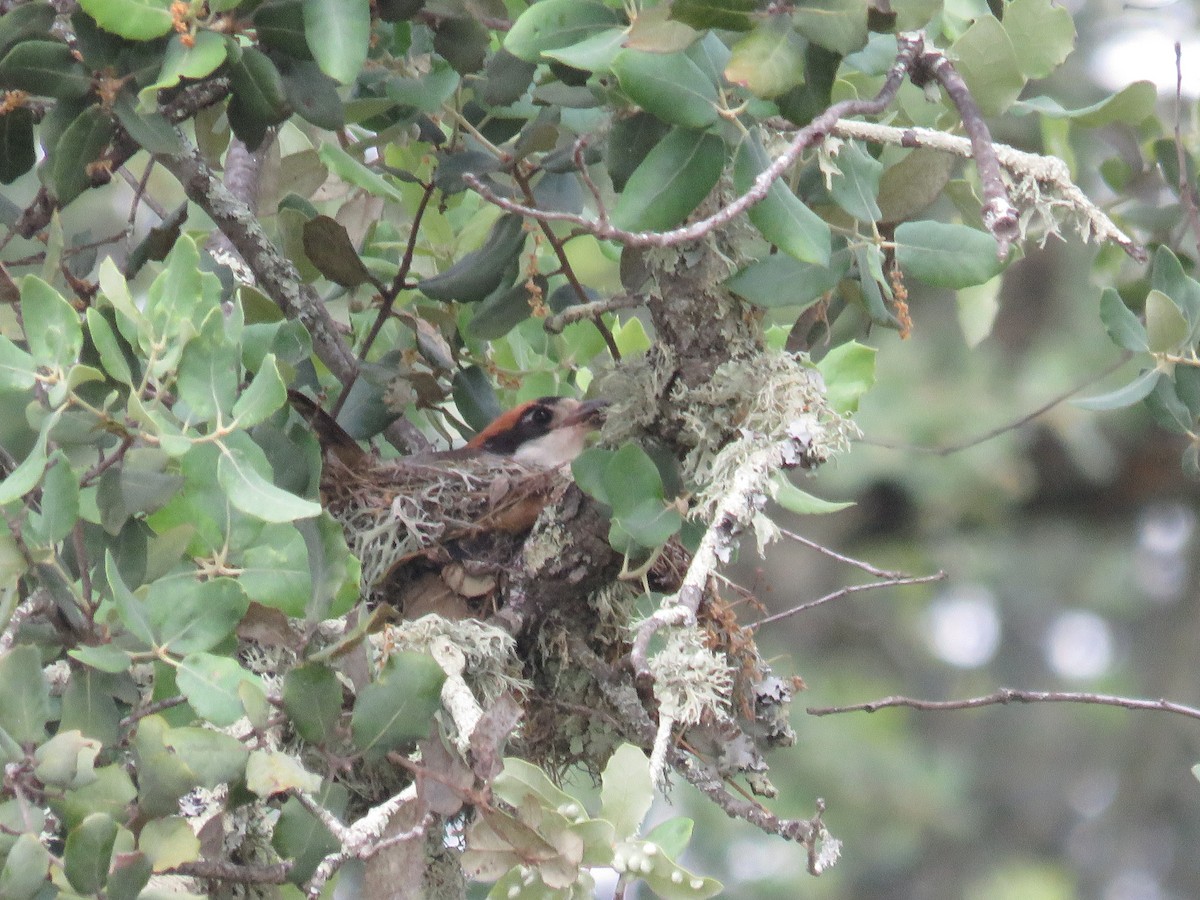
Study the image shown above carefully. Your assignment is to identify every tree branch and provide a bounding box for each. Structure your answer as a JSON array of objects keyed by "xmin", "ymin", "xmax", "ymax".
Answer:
[
  {"xmin": 807, "ymin": 687, "xmax": 1200, "ymax": 722},
  {"xmin": 466, "ymin": 32, "xmax": 928, "ymax": 247},
  {"xmin": 748, "ymin": 570, "xmax": 947, "ymax": 630},
  {"xmin": 829, "ymin": 119, "xmax": 1145, "ymax": 262}
]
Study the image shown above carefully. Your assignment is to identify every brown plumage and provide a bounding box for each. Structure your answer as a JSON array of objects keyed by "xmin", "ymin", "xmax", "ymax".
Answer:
[{"xmin": 288, "ymin": 391, "xmax": 606, "ymax": 617}]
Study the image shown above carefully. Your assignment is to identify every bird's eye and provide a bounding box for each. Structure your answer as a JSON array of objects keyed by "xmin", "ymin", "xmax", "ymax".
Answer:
[{"xmin": 527, "ymin": 405, "xmax": 553, "ymax": 427}]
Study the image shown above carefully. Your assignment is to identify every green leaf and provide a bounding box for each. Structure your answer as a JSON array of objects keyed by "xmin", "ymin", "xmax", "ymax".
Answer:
[
  {"xmin": 29, "ymin": 452, "xmax": 79, "ymax": 546},
  {"xmin": 63, "ymin": 812, "xmax": 118, "ymax": 894},
  {"xmin": 302, "ymin": 0, "xmax": 369, "ymax": 84},
  {"xmin": 726, "ymin": 249, "xmax": 849, "ymax": 309},
  {"xmin": 106, "ymin": 852, "xmax": 152, "ymax": 900},
  {"xmin": 34, "ymin": 729, "xmax": 101, "ymax": 790},
  {"xmin": 1072, "ymin": 368, "xmax": 1161, "ymax": 411},
  {"xmin": 0, "ymin": 105, "xmax": 35, "ymax": 184},
  {"xmin": 284, "ymin": 664, "xmax": 343, "ymax": 744},
  {"xmin": 1145, "ymin": 289, "xmax": 1189, "ymax": 354},
  {"xmin": 793, "ymin": 0, "xmax": 868, "ymax": 55},
  {"xmin": 1001, "ymin": 0, "xmax": 1075, "ymax": 79},
  {"xmin": 504, "ymin": 0, "xmax": 623, "ymax": 62},
  {"xmin": 145, "ymin": 575, "xmax": 249, "ymax": 655},
  {"xmin": 22, "ymin": 275, "xmax": 82, "ymax": 369},
  {"xmin": 136, "ymin": 31, "xmax": 227, "ymax": 104},
  {"xmin": 0, "ymin": 3, "xmax": 57, "ymax": 60},
  {"xmin": 0, "ymin": 40, "xmax": 92, "ymax": 99},
  {"xmin": 227, "ymin": 43, "xmax": 291, "ymax": 141},
  {"xmin": 611, "ymin": 128, "xmax": 724, "ymax": 232},
  {"xmin": 816, "ymin": 340, "xmax": 876, "ymax": 413},
  {"xmin": 163, "ymin": 726, "xmax": 249, "ymax": 787},
  {"xmin": 302, "ymin": 216, "xmax": 374, "ymax": 287},
  {"xmin": 0, "ymin": 336, "xmax": 35, "ymax": 391},
  {"xmin": 217, "ymin": 439, "xmax": 322, "ymax": 523},
  {"xmin": 0, "ymin": 832, "xmax": 51, "ymax": 900},
  {"xmin": 51, "ymin": 105, "xmax": 116, "ymax": 205},
  {"xmin": 85, "ymin": 308, "xmax": 133, "ymax": 385},
  {"xmin": 543, "ymin": 27, "xmax": 627, "ymax": 74},
  {"xmin": 240, "ymin": 525, "xmax": 310, "ymax": 616},
  {"xmin": 77, "ymin": 0, "xmax": 173, "ymax": 40},
  {"xmin": 773, "ymin": 474, "xmax": 854, "ymax": 514},
  {"xmin": 644, "ymin": 817, "xmax": 694, "ymax": 859},
  {"xmin": 113, "ymin": 91, "xmax": 182, "ymax": 155},
  {"xmin": 139, "ymin": 817, "xmax": 200, "ymax": 872},
  {"xmin": 611, "ymin": 49, "xmax": 720, "ymax": 129},
  {"xmin": 233, "ymin": 355, "xmax": 287, "ymax": 428},
  {"xmin": 617, "ymin": 501, "xmax": 683, "ymax": 549},
  {"xmin": 950, "ymin": 15, "xmax": 1025, "ymax": 116},
  {"xmin": 246, "ymin": 749, "xmax": 322, "ymax": 797},
  {"xmin": 0, "ymin": 646, "xmax": 49, "ymax": 744},
  {"xmin": 724, "ymin": 16, "xmax": 806, "ymax": 99},
  {"xmin": 418, "ymin": 214, "xmax": 527, "ymax": 303},
  {"xmin": 733, "ymin": 135, "xmax": 830, "ymax": 265},
  {"xmin": 671, "ymin": 0, "xmax": 754, "ymax": 31},
  {"xmin": 1013, "ymin": 81, "xmax": 1157, "ymax": 127},
  {"xmin": 0, "ymin": 416, "xmax": 49, "ymax": 505},
  {"xmin": 106, "ymin": 550, "xmax": 156, "ymax": 648},
  {"xmin": 176, "ymin": 652, "xmax": 263, "ymax": 727},
  {"xmin": 318, "ymin": 143, "xmax": 407, "ymax": 204},
  {"xmin": 602, "ymin": 442, "xmax": 665, "ymax": 515},
  {"xmin": 296, "ymin": 511, "xmax": 359, "ymax": 622},
  {"xmin": 894, "ymin": 221, "xmax": 1005, "ymax": 289},
  {"xmin": 600, "ymin": 744, "xmax": 653, "ymax": 840},
  {"xmin": 829, "ymin": 140, "xmax": 881, "ymax": 222},
  {"xmin": 69, "ymin": 643, "xmax": 134, "ymax": 674},
  {"xmin": 1151, "ymin": 246, "xmax": 1200, "ymax": 339},
  {"xmin": 59, "ymin": 668, "xmax": 121, "ymax": 746},
  {"xmin": 175, "ymin": 325, "xmax": 239, "ymax": 425},
  {"xmin": 254, "ymin": 0, "xmax": 310, "ymax": 59},
  {"xmin": 350, "ymin": 651, "xmax": 446, "ymax": 760}
]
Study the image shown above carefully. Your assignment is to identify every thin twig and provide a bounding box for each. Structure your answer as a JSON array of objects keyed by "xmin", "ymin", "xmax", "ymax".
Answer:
[
  {"xmin": 864, "ymin": 354, "xmax": 1131, "ymax": 456},
  {"xmin": 779, "ymin": 527, "xmax": 903, "ymax": 578},
  {"xmin": 807, "ymin": 687, "xmax": 1200, "ymax": 723},
  {"xmin": 335, "ymin": 179, "xmax": 438, "ymax": 419},
  {"xmin": 465, "ymin": 32, "xmax": 928, "ymax": 248},
  {"xmin": 748, "ymin": 571, "xmax": 947, "ymax": 630},
  {"xmin": 1174, "ymin": 43, "xmax": 1200, "ymax": 262},
  {"xmin": 119, "ymin": 694, "xmax": 188, "ymax": 730},
  {"xmin": 120, "ymin": 163, "xmax": 167, "ymax": 222},
  {"xmin": 511, "ymin": 166, "xmax": 621, "ymax": 360},
  {"xmin": 543, "ymin": 293, "xmax": 642, "ymax": 334}
]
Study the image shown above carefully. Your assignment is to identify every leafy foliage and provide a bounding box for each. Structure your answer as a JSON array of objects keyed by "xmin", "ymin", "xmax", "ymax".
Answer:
[{"xmin": 0, "ymin": 0, "xmax": 1186, "ymax": 896}]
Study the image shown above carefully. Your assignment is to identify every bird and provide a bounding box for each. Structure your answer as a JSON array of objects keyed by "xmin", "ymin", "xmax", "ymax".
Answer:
[
  {"xmin": 460, "ymin": 396, "xmax": 607, "ymax": 469},
  {"xmin": 288, "ymin": 391, "xmax": 607, "ymax": 618}
]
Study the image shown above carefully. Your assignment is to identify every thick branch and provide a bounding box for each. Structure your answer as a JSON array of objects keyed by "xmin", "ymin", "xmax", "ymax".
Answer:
[{"xmin": 157, "ymin": 143, "xmax": 357, "ymax": 384}]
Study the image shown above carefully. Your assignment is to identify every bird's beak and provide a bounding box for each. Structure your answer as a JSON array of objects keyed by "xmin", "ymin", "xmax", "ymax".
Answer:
[{"xmin": 562, "ymin": 399, "xmax": 609, "ymax": 429}]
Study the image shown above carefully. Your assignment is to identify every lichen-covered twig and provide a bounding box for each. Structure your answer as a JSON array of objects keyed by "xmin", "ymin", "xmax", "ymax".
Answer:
[
  {"xmin": 297, "ymin": 785, "xmax": 433, "ymax": 898},
  {"xmin": 829, "ymin": 119, "xmax": 1146, "ymax": 262}
]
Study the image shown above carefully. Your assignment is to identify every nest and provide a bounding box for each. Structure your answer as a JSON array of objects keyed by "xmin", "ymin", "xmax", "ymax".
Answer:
[{"xmin": 321, "ymin": 451, "xmax": 569, "ymax": 618}]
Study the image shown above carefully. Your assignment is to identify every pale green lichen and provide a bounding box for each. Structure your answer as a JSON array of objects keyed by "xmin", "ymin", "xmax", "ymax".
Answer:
[
  {"xmin": 378, "ymin": 615, "xmax": 528, "ymax": 706},
  {"xmin": 675, "ymin": 352, "xmax": 859, "ymax": 551},
  {"xmin": 645, "ymin": 627, "xmax": 734, "ymax": 727}
]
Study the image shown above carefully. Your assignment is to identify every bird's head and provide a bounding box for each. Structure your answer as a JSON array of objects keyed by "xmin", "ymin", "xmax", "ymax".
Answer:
[{"xmin": 467, "ymin": 396, "xmax": 607, "ymax": 468}]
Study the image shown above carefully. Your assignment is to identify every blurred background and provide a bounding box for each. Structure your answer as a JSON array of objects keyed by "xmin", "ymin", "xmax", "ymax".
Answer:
[{"xmin": 666, "ymin": 2, "xmax": 1200, "ymax": 898}]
